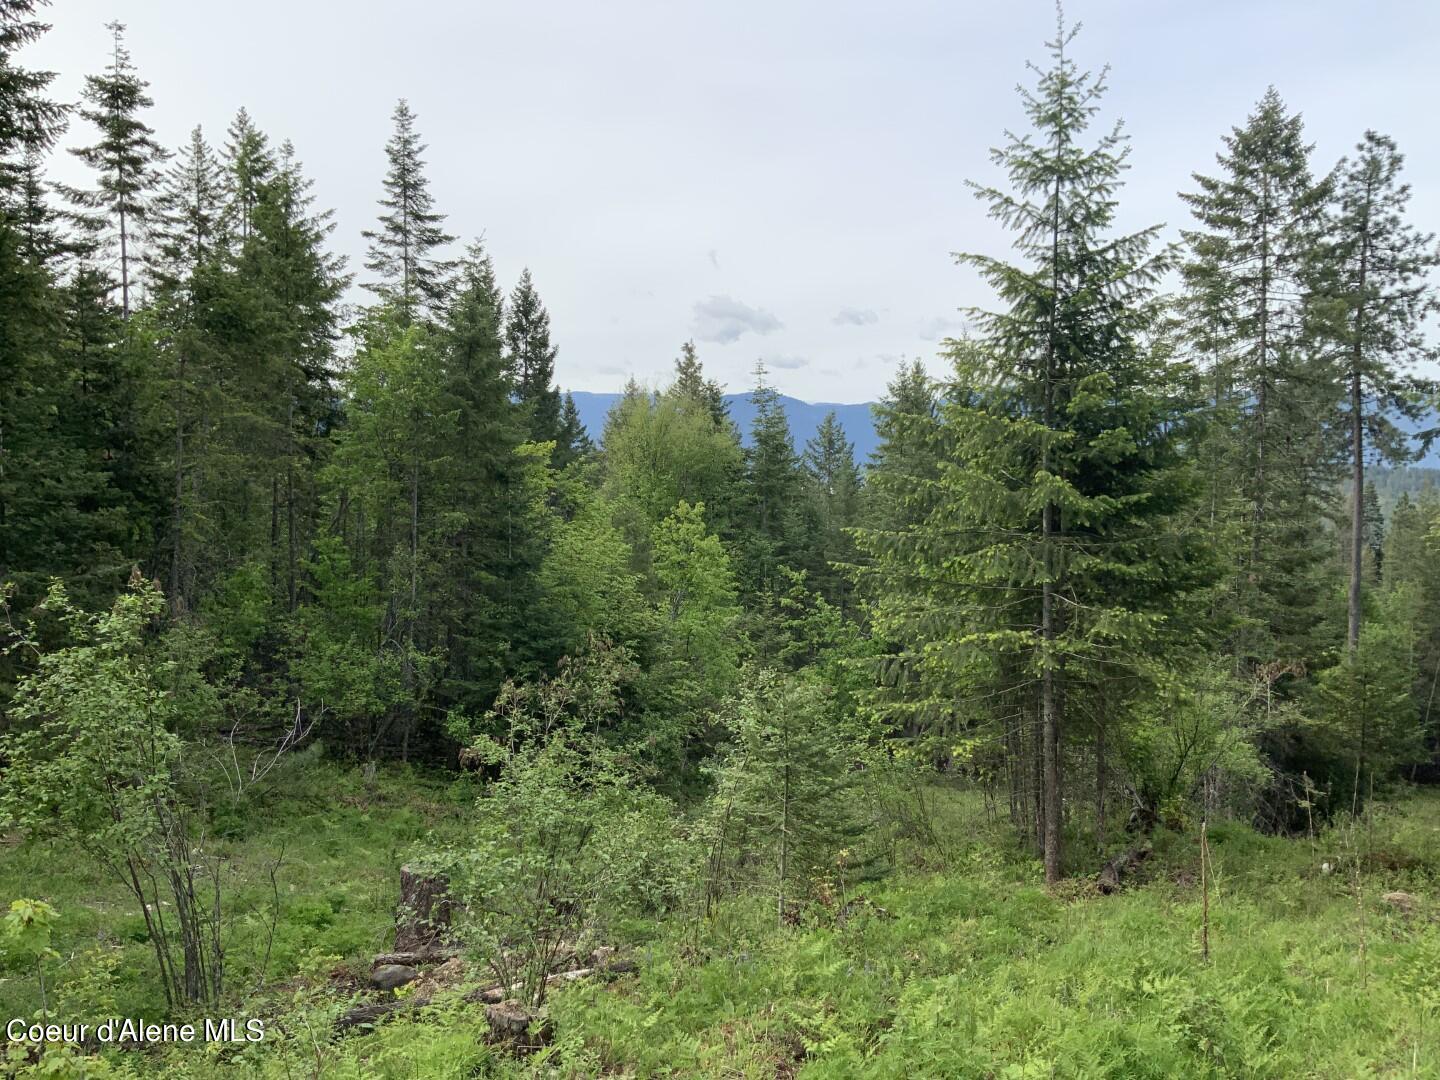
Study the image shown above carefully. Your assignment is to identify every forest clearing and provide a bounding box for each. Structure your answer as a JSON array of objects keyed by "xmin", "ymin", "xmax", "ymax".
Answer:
[{"xmin": 4, "ymin": 0, "xmax": 1440, "ymax": 1075}]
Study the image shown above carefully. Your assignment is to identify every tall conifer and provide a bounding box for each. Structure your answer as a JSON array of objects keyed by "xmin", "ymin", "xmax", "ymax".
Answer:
[
  {"xmin": 362, "ymin": 99, "xmax": 454, "ymax": 321},
  {"xmin": 63, "ymin": 22, "xmax": 165, "ymax": 318}
]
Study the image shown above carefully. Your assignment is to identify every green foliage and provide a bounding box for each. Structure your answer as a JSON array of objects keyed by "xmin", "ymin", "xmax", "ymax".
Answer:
[
  {"xmin": 0, "ymin": 579, "xmax": 224, "ymax": 1007},
  {"xmin": 539, "ymin": 497, "xmax": 651, "ymax": 655},
  {"xmin": 1312, "ymin": 606, "xmax": 1422, "ymax": 806},
  {"xmin": 1123, "ymin": 665, "xmax": 1274, "ymax": 825},
  {"xmin": 704, "ymin": 670, "xmax": 865, "ymax": 922},
  {"xmin": 444, "ymin": 641, "xmax": 688, "ymax": 1006},
  {"xmin": 504, "ymin": 267, "xmax": 563, "ymax": 446},
  {"xmin": 1180, "ymin": 87, "xmax": 1341, "ymax": 667},
  {"xmin": 600, "ymin": 378, "xmax": 744, "ymax": 559},
  {"xmin": 361, "ymin": 99, "xmax": 455, "ymax": 320}
]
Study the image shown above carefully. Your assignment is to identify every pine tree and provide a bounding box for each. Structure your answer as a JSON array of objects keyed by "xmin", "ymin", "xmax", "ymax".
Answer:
[
  {"xmin": 742, "ymin": 361, "xmax": 801, "ymax": 595},
  {"xmin": 0, "ymin": 0, "xmax": 72, "ymax": 599},
  {"xmin": 8, "ymin": 151, "xmax": 67, "ymax": 266},
  {"xmin": 799, "ymin": 411, "xmax": 861, "ymax": 611},
  {"xmin": 220, "ymin": 107, "xmax": 273, "ymax": 246},
  {"xmin": 434, "ymin": 241, "xmax": 537, "ymax": 709},
  {"xmin": 1318, "ymin": 131, "xmax": 1439, "ymax": 652},
  {"xmin": 1179, "ymin": 88, "xmax": 1338, "ymax": 667},
  {"xmin": 553, "ymin": 392, "xmax": 593, "ymax": 468},
  {"xmin": 504, "ymin": 268, "xmax": 563, "ymax": 445},
  {"xmin": 362, "ymin": 99, "xmax": 455, "ymax": 321},
  {"xmin": 0, "ymin": 0, "xmax": 67, "ymax": 198},
  {"xmin": 1314, "ymin": 612, "xmax": 1420, "ymax": 808},
  {"xmin": 63, "ymin": 22, "xmax": 166, "ymax": 318},
  {"xmin": 857, "ymin": 14, "xmax": 1209, "ymax": 882},
  {"xmin": 148, "ymin": 126, "xmax": 223, "ymax": 294},
  {"xmin": 147, "ymin": 125, "xmax": 229, "ymax": 615},
  {"xmin": 673, "ymin": 339, "xmax": 730, "ymax": 427},
  {"xmin": 239, "ymin": 142, "xmax": 347, "ymax": 611},
  {"xmin": 704, "ymin": 670, "xmax": 863, "ymax": 923}
]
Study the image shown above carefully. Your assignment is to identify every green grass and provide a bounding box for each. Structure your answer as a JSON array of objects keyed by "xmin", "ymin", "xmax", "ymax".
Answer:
[
  {"xmin": 4, "ymin": 775, "xmax": 1440, "ymax": 1077},
  {"xmin": 0, "ymin": 754, "xmax": 479, "ymax": 1023}
]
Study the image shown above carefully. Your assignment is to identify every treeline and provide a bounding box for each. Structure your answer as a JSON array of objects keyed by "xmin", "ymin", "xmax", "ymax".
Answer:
[
  {"xmin": 0, "ymin": 8, "xmax": 865, "ymax": 773},
  {"xmin": 4, "ymin": 0, "xmax": 1440, "ymax": 905}
]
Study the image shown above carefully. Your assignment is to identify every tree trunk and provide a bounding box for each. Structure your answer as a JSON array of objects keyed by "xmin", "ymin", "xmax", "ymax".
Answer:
[
  {"xmin": 1348, "ymin": 200, "xmax": 1371, "ymax": 655},
  {"xmin": 170, "ymin": 357, "xmax": 187, "ymax": 615},
  {"xmin": 1095, "ymin": 721, "xmax": 1107, "ymax": 854}
]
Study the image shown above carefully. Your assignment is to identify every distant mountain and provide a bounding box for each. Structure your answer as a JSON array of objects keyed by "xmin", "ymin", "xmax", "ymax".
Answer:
[
  {"xmin": 566, "ymin": 391, "xmax": 882, "ymax": 462},
  {"xmin": 566, "ymin": 391, "xmax": 1440, "ymax": 472}
]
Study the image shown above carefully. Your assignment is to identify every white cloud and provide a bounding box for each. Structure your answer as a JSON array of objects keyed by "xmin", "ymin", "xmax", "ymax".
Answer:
[
  {"xmin": 692, "ymin": 295, "xmax": 784, "ymax": 344},
  {"xmin": 833, "ymin": 306, "xmax": 879, "ymax": 326},
  {"xmin": 918, "ymin": 315, "xmax": 967, "ymax": 341},
  {"xmin": 764, "ymin": 354, "xmax": 809, "ymax": 370}
]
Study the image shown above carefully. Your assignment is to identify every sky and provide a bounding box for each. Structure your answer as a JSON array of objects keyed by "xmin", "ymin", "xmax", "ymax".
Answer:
[{"xmin": 23, "ymin": 0, "xmax": 1440, "ymax": 403}]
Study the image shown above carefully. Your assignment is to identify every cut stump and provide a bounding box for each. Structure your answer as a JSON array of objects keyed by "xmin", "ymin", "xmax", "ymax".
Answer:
[{"xmin": 394, "ymin": 865, "xmax": 454, "ymax": 953}]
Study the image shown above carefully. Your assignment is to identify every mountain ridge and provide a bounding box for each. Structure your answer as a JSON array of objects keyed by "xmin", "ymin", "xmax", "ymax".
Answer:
[{"xmin": 566, "ymin": 390, "xmax": 882, "ymax": 461}]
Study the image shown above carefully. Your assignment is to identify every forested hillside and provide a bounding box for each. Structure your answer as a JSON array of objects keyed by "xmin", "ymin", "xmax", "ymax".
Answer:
[{"xmin": 3, "ymin": 2, "xmax": 1440, "ymax": 1076}]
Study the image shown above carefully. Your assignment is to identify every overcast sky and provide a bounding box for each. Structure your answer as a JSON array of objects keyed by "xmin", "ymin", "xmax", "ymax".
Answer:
[{"xmin": 25, "ymin": 0, "xmax": 1440, "ymax": 403}]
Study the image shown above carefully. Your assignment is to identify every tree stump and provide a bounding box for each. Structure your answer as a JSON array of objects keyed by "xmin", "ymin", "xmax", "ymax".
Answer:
[
  {"xmin": 394, "ymin": 865, "xmax": 454, "ymax": 952},
  {"xmin": 485, "ymin": 1000, "xmax": 533, "ymax": 1040},
  {"xmin": 1097, "ymin": 841, "xmax": 1152, "ymax": 894}
]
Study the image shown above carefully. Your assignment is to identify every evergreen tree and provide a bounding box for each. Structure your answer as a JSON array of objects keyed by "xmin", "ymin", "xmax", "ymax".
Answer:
[
  {"xmin": 798, "ymin": 411, "xmax": 861, "ymax": 612},
  {"xmin": 504, "ymin": 268, "xmax": 563, "ymax": 445},
  {"xmin": 741, "ymin": 361, "xmax": 801, "ymax": 595},
  {"xmin": 240, "ymin": 142, "xmax": 347, "ymax": 611},
  {"xmin": 0, "ymin": 0, "xmax": 67, "ymax": 197},
  {"xmin": 1314, "ymin": 611, "xmax": 1421, "ymax": 809},
  {"xmin": 0, "ymin": 0, "xmax": 71, "ymax": 600},
  {"xmin": 327, "ymin": 312, "xmax": 454, "ymax": 759},
  {"xmin": 704, "ymin": 670, "xmax": 863, "ymax": 923},
  {"xmin": 62, "ymin": 22, "xmax": 166, "ymax": 318},
  {"xmin": 857, "ymin": 16, "xmax": 1210, "ymax": 882},
  {"xmin": 147, "ymin": 125, "xmax": 229, "ymax": 615},
  {"xmin": 7, "ymin": 151, "xmax": 67, "ymax": 267},
  {"xmin": 861, "ymin": 360, "xmax": 940, "ymax": 534},
  {"xmin": 148, "ymin": 126, "xmax": 223, "ymax": 293},
  {"xmin": 673, "ymin": 339, "xmax": 730, "ymax": 428},
  {"xmin": 1318, "ymin": 131, "xmax": 1439, "ymax": 652},
  {"xmin": 1179, "ymin": 88, "xmax": 1338, "ymax": 667},
  {"xmin": 554, "ymin": 391, "xmax": 593, "ymax": 468},
  {"xmin": 220, "ymin": 107, "xmax": 273, "ymax": 246},
  {"xmin": 362, "ymin": 99, "xmax": 455, "ymax": 321},
  {"xmin": 434, "ymin": 241, "xmax": 540, "ymax": 709}
]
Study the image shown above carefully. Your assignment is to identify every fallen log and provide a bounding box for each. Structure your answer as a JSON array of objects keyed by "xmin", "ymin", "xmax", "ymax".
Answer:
[
  {"xmin": 372, "ymin": 947, "xmax": 457, "ymax": 968},
  {"xmin": 334, "ymin": 1000, "xmax": 409, "ymax": 1033},
  {"xmin": 1097, "ymin": 840, "xmax": 1152, "ymax": 894}
]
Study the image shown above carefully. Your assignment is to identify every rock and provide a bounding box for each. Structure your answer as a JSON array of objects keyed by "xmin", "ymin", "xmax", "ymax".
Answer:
[
  {"xmin": 1383, "ymin": 890, "xmax": 1418, "ymax": 915},
  {"xmin": 370, "ymin": 964, "xmax": 419, "ymax": 991},
  {"xmin": 394, "ymin": 865, "xmax": 454, "ymax": 953}
]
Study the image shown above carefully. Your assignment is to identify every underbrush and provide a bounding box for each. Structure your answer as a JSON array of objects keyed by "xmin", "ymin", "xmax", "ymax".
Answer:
[
  {"xmin": 4, "ymin": 777, "xmax": 1440, "ymax": 1077},
  {"xmin": 0, "ymin": 757, "xmax": 477, "ymax": 1024}
]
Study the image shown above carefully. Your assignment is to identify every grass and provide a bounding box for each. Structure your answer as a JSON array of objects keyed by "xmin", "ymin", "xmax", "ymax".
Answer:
[
  {"xmin": 0, "ymin": 753, "xmax": 480, "ymax": 1023},
  {"xmin": 3, "ymin": 771, "xmax": 1440, "ymax": 1077}
]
